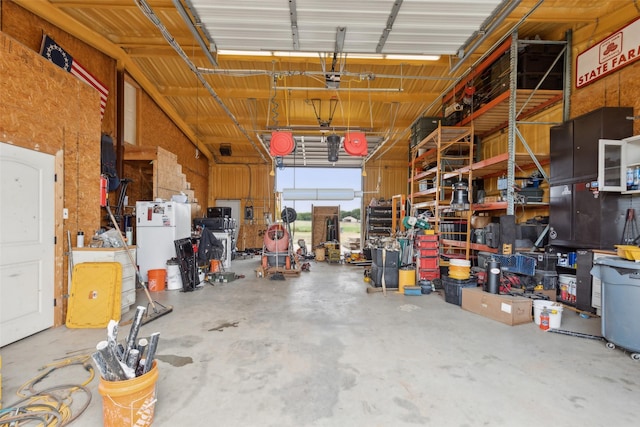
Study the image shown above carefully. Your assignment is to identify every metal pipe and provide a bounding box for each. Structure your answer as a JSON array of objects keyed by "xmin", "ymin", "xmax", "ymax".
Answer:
[
  {"xmin": 383, "ymin": 0, "xmax": 544, "ymax": 165},
  {"xmin": 507, "ymin": 32, "xmax": 518, "ymax": 216},
  {"xmin": 450, "ymin": 0, "xmax": 522, "ymax": 75},
  {"xmin": 137, "ymin": 0, "xmax": 269, "ymax": 162},
  {"xmin": 137, "ymin": 338, "xmax": 149, "ymax": 359},
  {"xmin": 143, "ymin": 332, "xmax": 160, "ymax": 374},
  {"xmin": 273, "ymin": 86, "xmax": 402, "ymax": 92},
  {"xmin": 94, "ymin": 341, "xmax": 129, "ymax": 381},
  {"xmin": 126, "ymin": 349, "xmax": 141, "ymax": 370},
  {"xmin": 172, "ymin": 0, "xmax": 218, "ymax": 67},
  {"xmin": 107, "ymin": 319, "xmax": 123, "ymax": 360},
  {"xmin": 198, "ymin": 67, "xmax": 454, "ymax": 81},
  {"xmin": 123, "ymin": 306, "xmax": 146, "ymax": 361}
]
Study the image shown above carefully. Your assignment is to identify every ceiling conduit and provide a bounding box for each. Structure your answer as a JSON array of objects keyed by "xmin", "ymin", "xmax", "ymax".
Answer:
[
  {"xmin": 367, "ymin": 0, "xmax": 525, "ymax": 163},
  {"xmin": 450, "ymin": 0, "xmax": 522, "ymax": 75},
  {"xmin": 138, "ymin": 0, "xmax": 269, "ymax": 163},
  {"xmin": 173, "ymin": 0, "xmax": 218, "ymax": 67}
]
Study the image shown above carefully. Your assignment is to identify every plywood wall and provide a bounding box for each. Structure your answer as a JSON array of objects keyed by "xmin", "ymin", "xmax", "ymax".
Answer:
[
  {"xmin": 1, "ymin": 2, "xmax": 211, "ymax": 326},
  {"xmin": 1, "ymin": 0, "xmax": 117, "ymax": 133},
  {"xmin": 570, "ymin": 7, "xmax": 640, "ymax": 127},
  {"xmin": 0, "ymin": 32, "xmax": 102, "ymax": 326},
  {"xmin": 137, "ymin": 91, "xmax": 209, "ymax": 206},
  {"xmin": 362, "ymin": 159, "xmax": 409, "ymax": 207}
]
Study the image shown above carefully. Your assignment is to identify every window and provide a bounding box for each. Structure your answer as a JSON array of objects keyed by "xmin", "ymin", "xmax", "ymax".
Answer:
[{"xmin": 124, "ymin": 80, "xmax": 137, "ymax": 145}]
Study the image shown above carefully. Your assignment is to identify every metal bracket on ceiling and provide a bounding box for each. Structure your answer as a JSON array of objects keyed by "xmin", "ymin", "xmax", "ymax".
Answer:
[
  {"xmin": 324, "ymin": 27, "xmax": 347, "ymax": 89},
  {"xmin": 309, "ymin": 98, "xmax": 338, "ymax": 128},
  {"xmin": 173, "ymin": 0, "xmax": 218, "ymax": 66},
  {"xmin": 376, "ymin": 0, "xmax": 403, "ymax": 53},
  {"xmin": 289, "ymin": 0, "xmax": 300, "ymax": 50}
]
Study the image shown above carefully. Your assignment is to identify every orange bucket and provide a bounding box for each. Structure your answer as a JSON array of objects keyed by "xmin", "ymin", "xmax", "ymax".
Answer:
[
  {"xmin": 210, "ymin": 259, "xmax": 220, "ymax": 273},
  {"xmin": 98, "ymin": 361, "xmax": 158, "ymax": 427},
  {"xmin": 147, "ymin": 269, "xmax": 166, "ymax": 291}
]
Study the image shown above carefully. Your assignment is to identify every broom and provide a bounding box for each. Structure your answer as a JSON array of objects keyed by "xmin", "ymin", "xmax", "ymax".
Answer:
[{"xmin": 104, "ymin": 203, "xmax": 173, "ymax": 324}]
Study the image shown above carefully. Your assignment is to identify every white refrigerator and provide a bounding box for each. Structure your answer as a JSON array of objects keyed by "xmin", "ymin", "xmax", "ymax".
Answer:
[{"xmin": 136, "ymin": 201, "xmax": 191, "ymax": 282}]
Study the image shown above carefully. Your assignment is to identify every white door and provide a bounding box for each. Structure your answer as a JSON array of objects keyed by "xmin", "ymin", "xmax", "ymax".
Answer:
[{"xmin": 0, "ymin": 143, "xmax": 55, "ymax": 347}]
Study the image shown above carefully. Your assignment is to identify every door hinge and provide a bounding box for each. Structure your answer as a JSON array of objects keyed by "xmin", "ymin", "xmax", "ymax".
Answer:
[
  {"xmin": 54, "ymin": 236, "xmax": 57, "ymax": 244},
  {"xmin": 54, "ymin": 173, "xmax": 58, "ymax": 182},
  {"xmin": 54, "ymin": 298, "xmax": 57, "ymax": 307}
]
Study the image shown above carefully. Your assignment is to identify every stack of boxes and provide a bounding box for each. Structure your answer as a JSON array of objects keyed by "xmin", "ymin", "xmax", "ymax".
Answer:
[{"xmin": 415, "ymin": 234, "xmax": 440, "ymax": 281}]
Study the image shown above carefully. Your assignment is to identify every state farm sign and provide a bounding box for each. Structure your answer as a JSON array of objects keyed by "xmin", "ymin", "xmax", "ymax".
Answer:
[{"xmin": 576, "ymin": 17, "xmax": 640, "ymax": 88}]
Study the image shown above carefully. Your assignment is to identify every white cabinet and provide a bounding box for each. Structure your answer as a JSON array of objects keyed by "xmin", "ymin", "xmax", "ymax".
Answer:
[
  {"xmin": 71, "ymin": 247, "xmax": 137, "ymax": 313},
  {"xmin": 598, "ymin": 135, "xmax": 640, "ymax": 192}
]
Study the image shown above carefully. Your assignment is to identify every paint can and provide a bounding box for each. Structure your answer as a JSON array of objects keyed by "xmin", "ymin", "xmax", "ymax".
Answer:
[
  {"xmin": 147, "ymin": 269, "xmax": 166, "ymax": 292},
  {"xmin": 398, "ymin": 267, "xmax": 416, "ymax": 293},
  {"xmin": 166, "ymin": 259, "xmax": 182, "ymax": 291}
]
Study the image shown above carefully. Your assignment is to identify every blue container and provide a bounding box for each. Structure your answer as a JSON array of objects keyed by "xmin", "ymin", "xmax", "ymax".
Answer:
[{"xmin": 404, "ymin": 286, "xmax": 422, "ymax": 296}]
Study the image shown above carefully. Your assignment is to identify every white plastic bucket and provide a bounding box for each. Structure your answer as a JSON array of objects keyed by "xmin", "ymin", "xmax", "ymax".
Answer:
[
  {"xmin": 559, "ymin": 274, "xmax": 576, "ymax": 303},
  {"xmin": 533, "ymin": 300, "xmax": 564, "ymax": 329},
  {"xmin": 166, "ymin": 260, "xmax": 183, "ymax": 291}
]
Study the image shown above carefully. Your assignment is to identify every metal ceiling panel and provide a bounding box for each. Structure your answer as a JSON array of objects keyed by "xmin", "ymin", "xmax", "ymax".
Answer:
[
  {"xmin": 27, "ymin": 0, "xmax": 618, "ymax": 168},
  {"xmin": 189, "ymin": 0, "xmax": 503, "ymax": 54}
]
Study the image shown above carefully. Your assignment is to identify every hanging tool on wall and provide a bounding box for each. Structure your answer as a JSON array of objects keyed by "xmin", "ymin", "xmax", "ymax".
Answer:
[{"xmin": 620, "ymin": 208, "xmax": 640, "ymax": 245}]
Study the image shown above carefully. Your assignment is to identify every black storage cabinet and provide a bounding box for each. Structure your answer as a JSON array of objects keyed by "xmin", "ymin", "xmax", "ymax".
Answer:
[{"xmin": 549, "ymin": 107, "xmax": 633, "ymax": 249}]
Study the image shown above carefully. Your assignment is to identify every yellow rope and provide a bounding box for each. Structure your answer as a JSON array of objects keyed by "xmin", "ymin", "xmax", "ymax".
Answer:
[{"xmin": 1, "ymin": 355, "xmax": 94, "ymax": 426}]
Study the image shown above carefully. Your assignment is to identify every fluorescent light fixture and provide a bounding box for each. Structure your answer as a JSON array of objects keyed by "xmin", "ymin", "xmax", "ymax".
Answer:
[
  {"xmin": 384, "ymin": 54, "xmax": 441, "ymax": 61},
  {"xmin": 282, "ymin": 188, "xmax": 363, "ymax": 200},
  {"xmin": 218, "ymin": 50, "xmax": 440, "ymax": 61},
  {"xmin": 218, "ymin": 49, "xmax": 273, "ymax": 56},
  {"xmin": 273, "ymin": 51, "xmax": 319, "ymax": 58},
  {"xmin": 218, "ymin": 50, "xmax": 318, "ymax": 58},
  {"xmin": 348, "ymin": 53, "xmax": 441, "ymax": 61}
]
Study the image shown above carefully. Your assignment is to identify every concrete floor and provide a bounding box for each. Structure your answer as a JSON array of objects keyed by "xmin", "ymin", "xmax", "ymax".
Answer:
[{"xmin": 2, "ymin": 257, "xmax": 639, "ymax": 426}]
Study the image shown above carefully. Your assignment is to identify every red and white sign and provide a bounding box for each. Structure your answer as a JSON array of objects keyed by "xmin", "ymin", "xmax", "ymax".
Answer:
[{"xmin": 576, "ymin": 17, "xmax": 640, "ymax": 88}]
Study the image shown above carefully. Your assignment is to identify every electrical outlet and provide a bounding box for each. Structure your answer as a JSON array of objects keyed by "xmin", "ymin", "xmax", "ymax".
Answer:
[{"xmin": 63, "ymin": 208, "xmax": 69, "ymax": 219}]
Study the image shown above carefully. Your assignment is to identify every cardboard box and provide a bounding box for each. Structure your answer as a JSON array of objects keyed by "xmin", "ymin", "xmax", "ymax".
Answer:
[{"xmin": 461, "ymin": 287, "xmax": 532, "ymax": 326}]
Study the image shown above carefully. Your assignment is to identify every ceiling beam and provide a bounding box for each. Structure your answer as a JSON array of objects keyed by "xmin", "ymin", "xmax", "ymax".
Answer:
[
  {"xmin": 171, "ymin": 0, "xmax": 217, "ymax": 65},
  {"xmin": 13, "ymin": 0, "xmax": 214, "ymax": 161},
  {"xmin": 185, "ymin": 114, "xmax": 416, "ymax": 128},
  {"xmin": 158, "ymin": 86, "xmax": 441, "ymax": 103},
  {"xmin": 51, "ymin": 0, "xmax": 175, "ymax": 9},
  {"xmin": 112, "ymin": 36, "xmax": 198, "ymax": 47},
  {"xmin": 506, "ymin": 8, "xmax": 602, "ymax": 23}
]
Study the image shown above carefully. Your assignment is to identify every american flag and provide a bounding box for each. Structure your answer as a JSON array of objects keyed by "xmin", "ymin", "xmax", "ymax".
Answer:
[{"xmin": 40, "ymin": 34, "xmax": 109, "ymax": 119}]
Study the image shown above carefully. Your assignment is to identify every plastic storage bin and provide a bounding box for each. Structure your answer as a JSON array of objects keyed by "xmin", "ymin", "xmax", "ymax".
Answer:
[
  {"xmin": 591, "ymin": 258, "xmax": 640, "ymax": 358},
  {"xmin": 443, "ymin": 275, "xmax": 477, "ymax": 306}
]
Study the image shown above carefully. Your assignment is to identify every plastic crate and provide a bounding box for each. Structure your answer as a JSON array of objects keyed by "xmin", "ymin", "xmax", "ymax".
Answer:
[
  {"xmin": 493, "ymin": 254, "xmax": 536, "ymax": 276},
  {"xmin": 523, "ymin": 252, "xmax": 558, "ymax": 271},
  {"xmin": 418, "ymin": 248, "xmax": 439, "ymax": 258},
  {"xmin": 415, "ymin": 235, "xmax": 439, "ymax": 249},
  {"xmin": 419, "ymin": 269, "xmax": 440, "ymax": 281},
  {"xmin": 443, "ymin": 275, "xmax": 477, "ymax": 306},
  {"xmin": 535, "ymin": 269, "xmax": 558, "ymax": 290},
  {"xmin": 418, "ymin": 256, "xmax": 438, "ymax": 270},
  {"xmin": 418, "ymin": 180, "xmax": 431, "ymax": 192}
]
